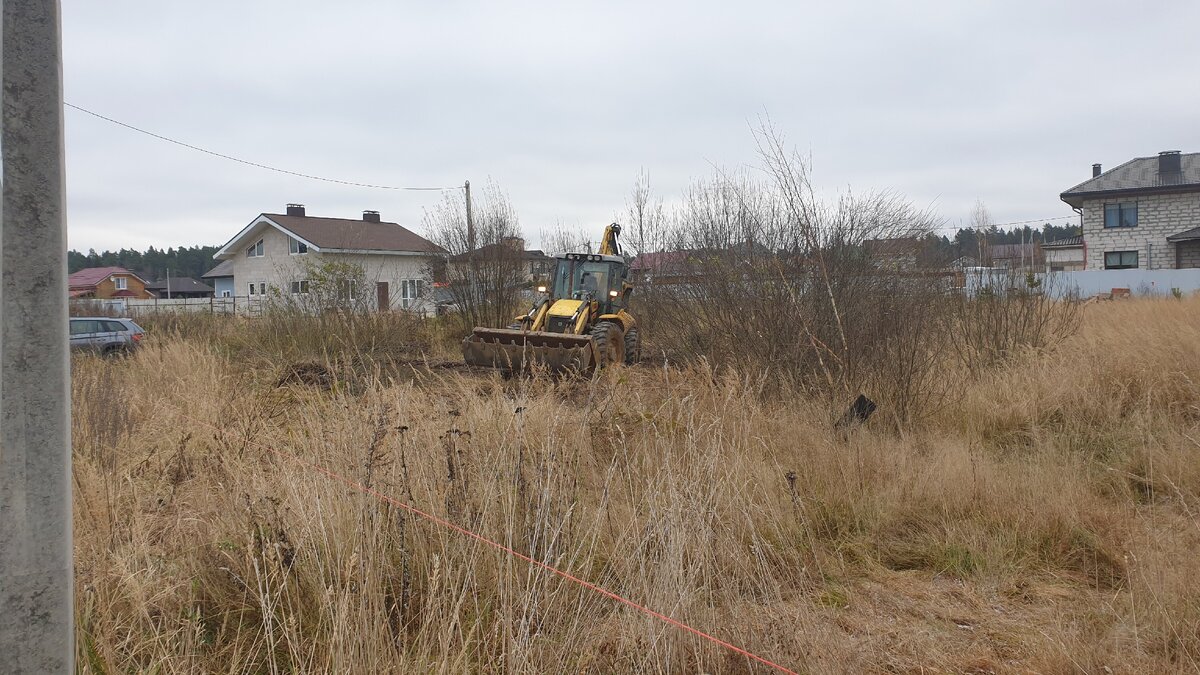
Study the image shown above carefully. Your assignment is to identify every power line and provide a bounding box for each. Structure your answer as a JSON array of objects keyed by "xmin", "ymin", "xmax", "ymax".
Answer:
[
  {"xmin": 933, "ymin": 214, "xmax": 1078, "ymax": 234},
  {"xmin": 64, "ymin": 102, "xmax": 461, "ymax": 192},
  {"xmin": 989, "ymin": 215, "xmax": 1077, "ymax": 228}
]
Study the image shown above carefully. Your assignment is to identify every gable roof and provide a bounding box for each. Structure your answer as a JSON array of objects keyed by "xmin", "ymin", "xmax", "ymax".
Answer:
[
  {"xmin": 201, "ymin": 259, "xmax": 235, "ymax": 278},
  {"xmin": 1061, "ymin": 152, "xmax": 1200, "ymax": 207},
  {"xmin": 216, "ymin": 212, "xmax": 445, "ymax": 259},
  {"xmin": 1041, "ymin": 234, "xmax": 1083, "ymax": 248},
  {"xmin": 68, "ymin": 266, "xmax": 147, "ymax": 290},
  {"xmin": 146, "ymin": 277, "xmax": 214, "ymax": 294}
]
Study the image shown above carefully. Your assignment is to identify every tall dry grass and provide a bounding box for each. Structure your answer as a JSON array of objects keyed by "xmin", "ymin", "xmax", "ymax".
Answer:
[{"xmin": 72, "ymin": 298, "xmax": 1200, "ymax": 673}]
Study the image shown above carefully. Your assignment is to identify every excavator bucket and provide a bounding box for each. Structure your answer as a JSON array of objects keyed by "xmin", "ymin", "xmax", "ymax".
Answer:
[{"xmin": 462, "ymin": 328, "xmax": 594, "ymax": 373}]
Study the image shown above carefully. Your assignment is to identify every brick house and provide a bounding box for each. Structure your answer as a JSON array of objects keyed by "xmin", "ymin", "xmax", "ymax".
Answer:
[
  {"xmin": 1060, "ymin": 151, "xmax": 1200, "ymax": 270},
  {"xmin": 211, "ymin": 204, "xmax": 445, "ymax": 311},
  {"xmin": 68, "ymin": 266, "xmax": 154, "ymax": 299}
]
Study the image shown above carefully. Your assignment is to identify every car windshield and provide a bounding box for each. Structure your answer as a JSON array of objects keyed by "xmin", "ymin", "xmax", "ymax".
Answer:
[{"xmin": 552, "ymin": 260, "xmax": 620, "ymax": 299}]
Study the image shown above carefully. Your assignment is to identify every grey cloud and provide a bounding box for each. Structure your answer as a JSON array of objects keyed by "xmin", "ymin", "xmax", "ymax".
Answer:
[{"xmin": 62, "ymin": 0, "xmax": 1200, "ymax": 251}]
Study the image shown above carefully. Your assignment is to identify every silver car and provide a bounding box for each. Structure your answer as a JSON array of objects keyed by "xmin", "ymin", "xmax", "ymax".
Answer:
[{"xmin": 69, "ymin": 317, "xmax": 145, "ymax": 356}]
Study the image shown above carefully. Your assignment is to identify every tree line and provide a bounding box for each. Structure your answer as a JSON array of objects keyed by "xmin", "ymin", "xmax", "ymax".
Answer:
[
  {"xmin": 915, "ymin": 220, "xmax": 1080, "ymax": 266},
  {"xmin": 68, "ymin": 245, "xmax": 221, "ymax": 282}
]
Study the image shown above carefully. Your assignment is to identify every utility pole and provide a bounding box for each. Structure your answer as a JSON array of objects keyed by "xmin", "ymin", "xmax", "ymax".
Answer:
[
  {"xmin": 464, "ymin": 180, "xmax": 478, "ymax": 324},
  {"xmin": 464, "ymin": 180, "xmax": 475, "ymax": 252},
  {"xmin": 0, "ymin": 0, "xmax": 74, "ymax": 672}
]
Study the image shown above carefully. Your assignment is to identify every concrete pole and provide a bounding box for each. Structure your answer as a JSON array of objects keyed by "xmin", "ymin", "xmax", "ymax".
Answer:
[
  {"xmin": 0, "ymin": 0, "xmax": 74, "ymax": 672},
  {"xmin": 464, "ymin": 179, "xmax": 475, "ymax": 252}
]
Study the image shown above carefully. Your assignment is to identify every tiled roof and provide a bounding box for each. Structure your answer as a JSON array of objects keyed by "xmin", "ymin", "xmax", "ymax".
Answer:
[
  {"xmin": 68, "ymin": 266, "xmax": 144, "ymax": 289},
  {"xmin": 263, "ymin": 213, "xmax": 444, "ymax": 253},
  {"xmin": 1061, "ymin": 153, "xmax": 1200, "ymax": 206},
  {"xmin": 1041, "ymin": 235, "xmax": 1083, "ymax": 248}
]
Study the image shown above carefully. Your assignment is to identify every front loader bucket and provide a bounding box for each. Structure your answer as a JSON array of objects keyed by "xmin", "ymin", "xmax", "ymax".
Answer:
[{"xmin": 462, "ymin": 328, "xmax": 594, "ymax": 373}]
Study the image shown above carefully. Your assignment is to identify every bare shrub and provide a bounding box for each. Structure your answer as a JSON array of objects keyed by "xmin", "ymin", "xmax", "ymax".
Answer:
[
  {"xmin": 425, "ymin": 181, "xmax": 528, "ymax": 329},
  {"xmin": 633, "ymin": 126, "xmax": 950, "ymax": 422},
  {"xmin": 946, "ymin": 270, "xmax": 1081, "ymax": 376},
  {"xmin": 267, "ymin": 258, "xmax": 374, "ymax": 314}
]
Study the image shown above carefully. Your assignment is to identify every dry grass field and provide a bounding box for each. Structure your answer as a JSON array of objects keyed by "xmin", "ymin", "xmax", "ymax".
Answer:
[{"xmin": 72, "ymin": 298, "xmax": 1200, "ymax": 673}]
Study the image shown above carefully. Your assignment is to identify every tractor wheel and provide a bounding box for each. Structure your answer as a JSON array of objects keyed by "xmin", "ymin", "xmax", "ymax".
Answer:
[
  {"xmin": 623, "ymin": 327, "xmax": 641, "ymax": 365},
  {"xmin": 589, "ymin": 321, "xmax": 625, "ymax": 369}
]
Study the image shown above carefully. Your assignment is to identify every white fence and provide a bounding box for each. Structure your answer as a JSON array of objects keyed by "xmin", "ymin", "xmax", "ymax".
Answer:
[
  {"xmin": 964, "ymin": 268, "xmax": 1200, "ymax": 299},
  {"xmin": 71, "ymin": 296, "xmax": 264, "ymax": 316},
  {"xmin": 1050, "ymin": 269, "xmax": 1200, "ymax": 298},
  {"xmin": 71, "ymin": 295, "xmax": 440, "ymax": 317}
]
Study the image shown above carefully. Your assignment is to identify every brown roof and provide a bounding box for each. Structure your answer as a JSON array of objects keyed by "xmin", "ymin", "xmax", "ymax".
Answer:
[
  {"xmin": 264, "ymin": 213, "xmax": 444, "ymax": 254},
  {"xmin": 68, "ymin": 266, "xmax": 148, "ymax": 290}
]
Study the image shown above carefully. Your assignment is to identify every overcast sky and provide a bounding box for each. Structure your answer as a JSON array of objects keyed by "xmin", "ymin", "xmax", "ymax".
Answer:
[{"xmin": 62, "ymin": 0, "xmax": 1200, "ymax": 254}]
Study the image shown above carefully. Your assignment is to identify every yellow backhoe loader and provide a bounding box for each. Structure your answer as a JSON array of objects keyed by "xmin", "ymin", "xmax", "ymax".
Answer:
[{"xmin": 461, "ymin": 223, "xmax": 640, "ymax": 373}]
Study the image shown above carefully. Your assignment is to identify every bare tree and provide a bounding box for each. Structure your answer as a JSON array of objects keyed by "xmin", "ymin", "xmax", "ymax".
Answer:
[
  {"xmin": 425, "ymin": 181, "xmax": 528, "ymax": 329},
  {"xmin": 538, "ymin": 222, "xmax": 591, "ymax": 256},
  {"xmin": 622, "ymin": 168, "xmax": 669, "ymax": 257},
  {"xmin": 970, "ymin": 199, "xmax": 993, "ymax": 264},
  {"xmin": 635, "ymin": 122, "xmax": 953, "ymax": 422}
]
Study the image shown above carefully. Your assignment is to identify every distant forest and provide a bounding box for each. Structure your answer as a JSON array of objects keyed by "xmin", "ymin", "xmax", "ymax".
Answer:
[
  {"xmin": 917, "ymin": 222, "xmax": 1080, "ymax": 265},
  {"xmin": 68, "ymin": 245, "xmax": 221, "ymax": 282},
  {"xmin": 68, "ymin": 222, "xmax": 1080, "ymax": 280}
]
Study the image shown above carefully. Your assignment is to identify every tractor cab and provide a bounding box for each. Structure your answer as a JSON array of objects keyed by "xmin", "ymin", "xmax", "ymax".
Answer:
[{"xmin": 551, "ymin": 253, "xmax": 629, "ymax": 309}]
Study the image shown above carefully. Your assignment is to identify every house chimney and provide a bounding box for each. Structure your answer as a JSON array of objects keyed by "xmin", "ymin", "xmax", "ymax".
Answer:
[
  {"xmin": 362, "ymin": 210, "xmax": 381, "ymax": 223},
  {"xmin": 1159, "ymin": 150, "xmax": 1182, "ymax": 176},
  {"xmin": 286, "ymin": 203, "xmax": 306, "ymax": 217},
  {"xmin": 1092, "ymin": 163, "xmax": 1102, "ymax": 178}
]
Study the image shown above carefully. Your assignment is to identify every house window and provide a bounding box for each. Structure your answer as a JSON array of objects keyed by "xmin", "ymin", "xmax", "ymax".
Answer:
[
  {"xmin": 1103, "ymin": 203, "xmax": 1137, "ymax": 228},
  {"xmin": 248, "ymin": 281, "xmax": 269, "ymax": 296},
  {"xmin": 290, "ymin": 280, "xmax": 310, "ymax": 295},
  {"xmin": 337, "ymin": 279, "xmax": 356, "ymax": 303},
  {"xmin": 401, "ymin": 279, "xmax": 424, "ymax": 308},
  {"xmin": 221, "ymin": 290, "xmax": 232, "ymax": 298},
  {"xmin": 247, "ymin": 239, "xmax": 264, "ymax": 257},
  {"xmin": 1104, "ymin": 250, "xmax": 1139, "ymax": 269},
  {"xmin": 113, "ymin": 276, "xmax": 128, "ymax": 290},
  {"xmin": 288, "ymin": 237, "xmax": 308, "ymax": 254}
]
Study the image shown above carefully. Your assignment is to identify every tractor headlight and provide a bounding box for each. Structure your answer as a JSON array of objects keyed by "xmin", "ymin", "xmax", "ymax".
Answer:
[
  {"xmin": 537, "ymin": 285, "xmax": 547, "ymax": 293},
  {"xmin": 609, "ymin": 290, "xmax": 618, "ymax": 298}
]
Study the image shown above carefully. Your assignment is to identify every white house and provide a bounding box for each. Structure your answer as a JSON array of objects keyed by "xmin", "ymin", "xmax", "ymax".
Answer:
[{"xmin": 211, "ymin": 204, "xmax": 445, "ymax": 311}]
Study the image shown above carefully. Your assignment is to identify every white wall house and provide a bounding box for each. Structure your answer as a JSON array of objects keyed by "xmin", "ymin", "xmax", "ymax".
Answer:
[
  {"xmin": 1042, "ymin": 235, "xmax": 1085, "ymax": 272},
  {"xmin": 1060, "ymin": 151, "xmax": 1200, "ymax": 270},
  {"xmin": 211, "ymin": 204, "xmax": 445, "ymax": 312}
]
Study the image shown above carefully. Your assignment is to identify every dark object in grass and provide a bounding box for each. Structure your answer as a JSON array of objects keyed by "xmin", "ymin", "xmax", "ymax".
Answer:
[{"xmin": 836, "ymin": 394, "xmax": 876, "ymax": 429}]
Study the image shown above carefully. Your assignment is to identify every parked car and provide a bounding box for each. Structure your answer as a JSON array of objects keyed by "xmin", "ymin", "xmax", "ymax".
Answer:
[{"xmin": 69, "ymin": 317, "xmax": 145, "ymax": 356}]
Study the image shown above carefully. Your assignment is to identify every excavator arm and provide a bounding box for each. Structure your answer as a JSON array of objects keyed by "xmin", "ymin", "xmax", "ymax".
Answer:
[{"xmin": 598, "ymin": 223, "xmax": 622, "ymax": 256}]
